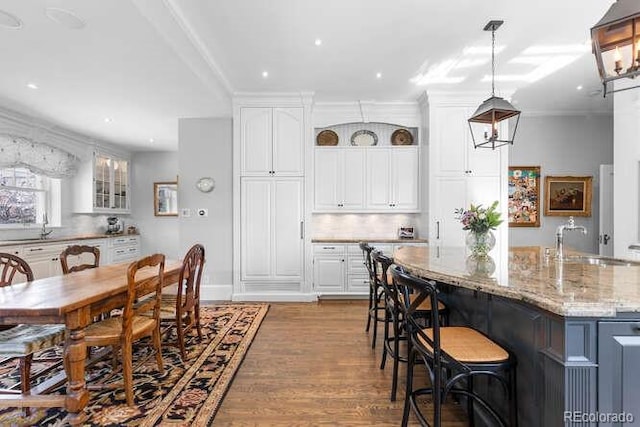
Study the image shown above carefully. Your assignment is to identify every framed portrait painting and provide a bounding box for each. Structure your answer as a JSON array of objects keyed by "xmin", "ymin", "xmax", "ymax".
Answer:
[
  {"xmin": 508, "ymin": 166, "xmax": 540, "ymax": 227},
  {"xmin": 544, "ymin": 176, "xmax": 592, "ymax": 217}
]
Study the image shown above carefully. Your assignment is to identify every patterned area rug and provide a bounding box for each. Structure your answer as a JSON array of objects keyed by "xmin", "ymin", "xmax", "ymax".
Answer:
[{"xmin": 0, "ymin": 303, "xmax": 268, "ymax": 426}]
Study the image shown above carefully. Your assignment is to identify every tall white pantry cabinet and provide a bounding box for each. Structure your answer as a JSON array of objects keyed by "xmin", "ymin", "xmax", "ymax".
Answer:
[
  {"xmin": 233, "ymin": 96, "xmax": 312, "ymax": 300},
  {"xmin": 425, "ymin": 92, "xmax": 508, "ymax": 253}
]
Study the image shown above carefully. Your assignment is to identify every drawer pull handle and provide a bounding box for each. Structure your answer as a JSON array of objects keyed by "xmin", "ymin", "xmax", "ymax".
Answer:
[
  {"xmin": 29, "ymin": 248, "xmax": 43, "ymax": 252},
  {"xmin": 322, "ymin": 246, "xmax": 335, "ymax": 250},
  {"xmin": 632, "ymin": 323, "xmax": 640, "ymax": 332}
]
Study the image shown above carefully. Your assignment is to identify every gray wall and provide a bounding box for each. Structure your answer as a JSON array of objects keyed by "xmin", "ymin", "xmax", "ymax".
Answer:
[
  {"xmin": 509, "ymin": 114, "xmax": 613, "ymax": 253},
  {"xmin": 130, "ymin": 151, "xmax": 179, "ymax": 258},
  {"xmin": 178, "ymin": 117, "xmax": 233, "ymax": 299}
]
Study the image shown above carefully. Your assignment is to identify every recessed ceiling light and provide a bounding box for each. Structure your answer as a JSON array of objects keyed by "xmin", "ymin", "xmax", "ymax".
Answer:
[
  {"xmin": 376, "ymin": 72, "xmax": 382, "ymax": 79},
  {"xmin": 576, "ymin": 85, "xmax": 583, "ymax": 90},
  {"xmin": 0, "ymin": 10, "xmax": 23, "ymax": 29},
  {"xmin": 149, "ymin": 138, "xmax": 155, "ymax": 143},
  {"xmin": 26, "ymin": 83, "xmax": 38, "ymax": 90},
  {"xmin": 45, "ymin": 7, "xmax": 86, "ymax": 30},
  {"xmin": 104, "ymin": 117, "xmax": 112, "ymax": 123},
  {"xmin": 314, "ymin": 39, "xmax": 322, "ymax": 46},
  {"xmin": 262, "ymin": 71, "xmax": 269, "ymax": 78}
]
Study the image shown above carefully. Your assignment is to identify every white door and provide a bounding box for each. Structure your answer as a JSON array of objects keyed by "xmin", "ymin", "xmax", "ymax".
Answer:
[
  {"xmin": 241, "ymin": 108, "xmax": 272, "ymax": 175},
  {"xmin": 314, "ymin": 149, "xmax": 341, "ymax": 210},
  {"xmin": 272, "ymin": 178, "xmax": 303, "ymax": 280},
  {"xmin": 366, "ymin": 149, "xmax": 392, "ymax": 210},
  {"xmin": 272, "ymin": 108, "xmax": 304, "ymax": 176},
  {"xmin": 599, "ymin": 164, "xmax": 614, "ymax": 256},
  {"xmin": 392, "ymin": 147, "xmax": 419, "ymax": 210},
  {"xmin": 241, "ymin": 178, "xmax": 272, "ymax": 280},
  {"xmin": 342, "ymin": 149, "xmax": 366, "ymax": 209},
  {"xmin": 313, "ymin": 257, "xmax": 345, "ymax": 292}
]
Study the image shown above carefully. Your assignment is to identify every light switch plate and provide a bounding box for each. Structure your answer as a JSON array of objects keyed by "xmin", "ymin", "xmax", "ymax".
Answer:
[
  {"xmin": 197, "ymin": 208, "xmax": 208, "ymax": 217},
  {"xmin": 181, "ymin": 208, "xmax": 191, "ymax": 217}
]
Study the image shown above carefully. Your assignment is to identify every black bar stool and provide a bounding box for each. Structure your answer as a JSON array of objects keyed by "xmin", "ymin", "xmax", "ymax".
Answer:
[
  {"xmin": 391, "ymin": 266, "xmax": 518, "ymax": 427},
  {"xmin": 374, "ymin": 251, "xmax": 449, "ymax": 402},
  {"xmin": 360, "ymin": 242, "xmax": 385, "ymax": 349}
]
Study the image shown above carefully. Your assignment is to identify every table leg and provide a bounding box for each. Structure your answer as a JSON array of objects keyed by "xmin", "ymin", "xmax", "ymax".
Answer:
[{"xmin": 64, "ymin": 311, "xmax": 90, "ymax": 425}]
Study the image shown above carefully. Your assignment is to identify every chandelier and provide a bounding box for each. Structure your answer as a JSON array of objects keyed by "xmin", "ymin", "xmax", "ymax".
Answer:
[
  {"xmin": 591, "ymin": 0, "xmax": 640, "ymax": 95},
  {"xmin": 468, "ymin": 20, "xmax": 521, "ymax": 149}
]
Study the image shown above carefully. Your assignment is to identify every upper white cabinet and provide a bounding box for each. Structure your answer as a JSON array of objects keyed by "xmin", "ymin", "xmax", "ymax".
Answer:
[
  {"xmin": 240, "ymin": 107, "xmax": 304, "ymax": 176},
  {"xmin": 430, "ymin": 106, "xmax": 501, "ymax": 177},
  {"xmin": 426, "ymin": 97, "xmax": 507, "ymax": 248},
  {"xmin": 366, "ymin": 147, "xmax": 419, "ymax": 211},
  {"xmin": 74, "ymin": 152, "xmax": 130, "ymax": 214},
  {"xmin": 314, "ymin": 148, "xmax": 365, "ymax": 210}
]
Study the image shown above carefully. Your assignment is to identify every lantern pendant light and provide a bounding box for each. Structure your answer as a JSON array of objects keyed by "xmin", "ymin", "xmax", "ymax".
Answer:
[
  {"xmin": 468, "ymin": 20, "xmax": 520, "ymax": 150},
  {"xmin": 591, "ymin": 0, "xmax": 640, "ymax": 96}
]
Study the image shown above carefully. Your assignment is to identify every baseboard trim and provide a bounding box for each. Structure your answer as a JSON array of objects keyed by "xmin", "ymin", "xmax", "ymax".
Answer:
[{"xmin": 231, "ymin": 292, "xmax": 318, "ymax": 302}]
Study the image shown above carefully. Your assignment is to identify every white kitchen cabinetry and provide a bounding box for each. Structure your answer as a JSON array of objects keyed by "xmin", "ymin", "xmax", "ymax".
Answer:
[
  {"xmin": 427, "ymin": 101, "xmax": 507, "ymax": 248},
  {"xmin": 240, "ymin": 107, "xmax": 304, "ymax": 176},
  {"xmin": 314, "ymin": 148, "xmax": 365, "ymax": 210},
  {"xmin": 312, "ymin": 243, "xmax": 399, "ymax": 296},
  {"xmin": 74, "ymin": 152, "xmax": 131, "ymax": 214},
  {"xmin": 366, "ymin": 147, "xmax": 419, "ymax": 211},
  {"xmin": 22, "ymin": 243, "xmax": 67, "ymax": 280},
  {"xmin": 241, "ymin": 177, "xmax": 304, "ymax": 285},
  {"xmin": 312, "ymin": 245, "xmax": 346, "ymax": 293},
  {"xmin": 107, "ymin": 235, "xmax": 140, "ymax": 264}
]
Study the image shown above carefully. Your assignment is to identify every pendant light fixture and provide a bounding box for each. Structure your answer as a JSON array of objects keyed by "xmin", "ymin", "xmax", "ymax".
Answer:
[
  {"xmin": 591, "ymin": 0, "xmax": 640, "ymax": 96},
  {"xmin": 468, "ymin": 20, "xmax": 520, "ymax": 149}
]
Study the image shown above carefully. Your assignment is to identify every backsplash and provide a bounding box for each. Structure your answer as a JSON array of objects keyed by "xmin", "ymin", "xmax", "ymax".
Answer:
[
  {"xmin": 0, "ymin": 214, "xmax": 134, "ymax": 241},
  {"xmin": 312, "ymin": 213, "xmax": 421, "ymax": 239}
]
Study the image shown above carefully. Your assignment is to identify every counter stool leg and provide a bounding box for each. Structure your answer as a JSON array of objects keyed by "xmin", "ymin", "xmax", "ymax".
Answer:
[
  {"xmin": 380, "ymin": 309, "xmax": 390, "ymax": 370},
  {"xmin": 371, "ymin": 290, "xmax": 380, "ymax": 349},
  {"xmin": 510, "ymin": 367, "xmax": 518, "ymax": 427},
  {"xmin": 402, "ymin": 346, "xmax": 415, "ymax": 427},
  {"xmin": 467, "ymin": 375, "xmax": 475, "ymax": 427},
  {"xmin": 366, "ymin": 285, "xmax": 373, "ymax": 332}
]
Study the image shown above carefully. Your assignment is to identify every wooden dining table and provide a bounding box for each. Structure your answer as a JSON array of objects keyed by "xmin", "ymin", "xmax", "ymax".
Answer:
[{"xmin": 0, "ymin": 259, "xmax": 182, "ymax": 425}]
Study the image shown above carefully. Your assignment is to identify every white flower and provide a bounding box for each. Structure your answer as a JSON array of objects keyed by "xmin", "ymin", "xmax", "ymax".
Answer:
[{"xmin": 478, "ymin": 213, "xmax": 486, "ymax": 220}]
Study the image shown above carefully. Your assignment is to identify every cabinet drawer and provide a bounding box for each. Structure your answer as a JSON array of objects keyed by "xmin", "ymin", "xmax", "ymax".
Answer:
[
  {"xmin": 111, "ymin": 246, "xmax": 139, "ymax": 263},
  {"xmin": 109, "ymin": 236, "xmax": 140, "ymax": 247},
  {"xmin": 348, "ymin": 257, "xmax": 367, "ymax": 275},
  {"xmin": 22, "ymin": 243, "xmax": 68, "ymax": 259},
  {"xmin": 313, "ymin": 244, "xmax": 345, "ymax": 255},
  {"xmin": 347, "ymin": 274, "xmax": 370, "ymax": 293}
]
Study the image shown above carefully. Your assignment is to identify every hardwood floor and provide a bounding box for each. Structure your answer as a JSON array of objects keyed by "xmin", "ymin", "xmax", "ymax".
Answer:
[{"xmin": 215, "ymin": 300, "xmax": 467, "ymax": 426}]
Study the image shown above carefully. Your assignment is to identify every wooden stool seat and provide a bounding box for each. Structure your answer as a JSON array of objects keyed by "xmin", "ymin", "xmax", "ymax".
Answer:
[
  {"xmin": 84, "ymin": 316, "xmax": 157, "ymax": 343},
  {"xmin": 419, "ymin": 326, "xmax": 509, "ymax": 363}
]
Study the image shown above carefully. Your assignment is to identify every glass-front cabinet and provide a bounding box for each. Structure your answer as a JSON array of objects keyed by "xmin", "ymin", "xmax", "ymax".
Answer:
[{"xmin": 74, "ymin": 152, "xmax": 130, "ymax": 214}]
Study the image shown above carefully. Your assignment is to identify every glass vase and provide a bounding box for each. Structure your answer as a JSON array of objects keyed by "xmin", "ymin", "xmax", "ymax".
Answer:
[{"xmin": 465, "ymin": 230, "xmax": 496, "ymax": 258}]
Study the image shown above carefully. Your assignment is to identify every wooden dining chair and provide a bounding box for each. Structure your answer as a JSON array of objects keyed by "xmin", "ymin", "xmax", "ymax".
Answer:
[
  {"xmin": 83, "ymin": 253, "xmax": 165, "ymax": 406},
  {"xmin": 157, "ymin": 244, "xmax": 205, "ymax": 360},
  {"xmin": 60, "ymin": 244, "xmax": 100, "ymax": 274},
  {"xmin": 0, "ymin": 252, "xmax": 66, "ymax": 415}
]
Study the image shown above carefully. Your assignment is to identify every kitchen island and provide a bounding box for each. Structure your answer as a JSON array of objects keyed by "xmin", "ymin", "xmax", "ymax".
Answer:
[{"xmin": 393, "ymin": 245, "xmax": 640, "ymax": 427}]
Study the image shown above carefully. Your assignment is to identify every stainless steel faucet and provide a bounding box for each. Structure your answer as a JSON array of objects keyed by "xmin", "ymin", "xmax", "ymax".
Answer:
[
  {"xmin": 555, "ymin": 216, "xmax": 587, "ymax": 260},
  {"xmin": 40, "ymin": 213, "xmax": 53, "ymax": 240}
]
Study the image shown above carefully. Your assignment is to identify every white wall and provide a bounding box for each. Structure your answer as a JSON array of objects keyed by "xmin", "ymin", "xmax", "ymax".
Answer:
[
  {"xmin": 130, "ymin": 151, "xmax": 179, "ymax": 258},
  {"xmin": 509, "ymin": 114, "xmax": 613, "ymax": 253},
  {"xmin": 178, "ymin": 117, "xmax": 233, "ymax": 300},
  {"xmin": 613, "ymin": 82, "xmax": 640, "ymax": 258}
]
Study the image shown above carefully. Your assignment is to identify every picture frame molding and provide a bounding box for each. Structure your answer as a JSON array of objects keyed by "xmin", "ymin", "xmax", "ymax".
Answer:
[
  {"xmin": 544, "ymin": 175, "xmax": 592, "ymax": 217},
  {"xmin": 508, "ymin": 165, "xmax": 541, "ymax": 227}
]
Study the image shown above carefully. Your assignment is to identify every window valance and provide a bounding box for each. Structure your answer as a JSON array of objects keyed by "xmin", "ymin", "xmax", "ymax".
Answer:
[{"xmin": 0, "ymin": 135, "xmax": 79, "ymax": 178}]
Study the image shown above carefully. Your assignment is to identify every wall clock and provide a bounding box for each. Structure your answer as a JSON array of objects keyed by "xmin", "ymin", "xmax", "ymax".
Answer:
[{"xmin": 196, "ymin": 177, "xmax": 215, "ymax": 193}]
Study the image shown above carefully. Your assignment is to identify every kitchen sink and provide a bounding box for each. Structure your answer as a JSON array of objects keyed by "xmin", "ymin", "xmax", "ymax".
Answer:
[{"xmin": 564, "ymin": 255, "xmax": 640, "ymax": 267}]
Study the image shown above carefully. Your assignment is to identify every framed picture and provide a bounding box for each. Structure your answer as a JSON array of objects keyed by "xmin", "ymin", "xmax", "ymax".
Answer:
[
  {"xmin": 154, "ymin": 181, "xmax": 178, "ymax": 216},
  {"xmin": 508, "ymin": 166, "xmax": 540, "ymax": 227},
  {"xmin": 544, "ymin": 175, "xmax": 592, "ymax": 217}
]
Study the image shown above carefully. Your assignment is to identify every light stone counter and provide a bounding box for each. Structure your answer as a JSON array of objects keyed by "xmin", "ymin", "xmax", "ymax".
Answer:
[
  {"xmin": 0, "ymin": 233, "xmax": 139, "ymax": 247},
  {"xmin": 393, "ymin": 245, "xmax": 640, "ymax": 317},
  {"xmin": 312, "ymin": 238, "xmax": 428, "ymax": 244}
]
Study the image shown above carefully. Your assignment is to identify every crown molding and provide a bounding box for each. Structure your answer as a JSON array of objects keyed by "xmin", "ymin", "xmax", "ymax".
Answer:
[
  {"xmin": 521, "ymin": 109, "xmax": 613, "ymax": 117},
  {"xmin": 232, "ymin": 92, "xmax": 315, "ymax": 107}
]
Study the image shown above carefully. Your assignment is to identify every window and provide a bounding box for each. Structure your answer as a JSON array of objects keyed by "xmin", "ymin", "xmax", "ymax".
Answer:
[{"xmin": 0, "ymin": 167, "xmax": 60, "ymax": 227}]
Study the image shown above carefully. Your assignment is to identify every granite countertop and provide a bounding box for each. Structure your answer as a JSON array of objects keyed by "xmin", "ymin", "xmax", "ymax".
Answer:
[
  {"xmin": 393, "ymin": 245, "xmax": 640, "ymax": 318},
  {"xmin": 312, "ymin": 238, "xmax": 428, "ymax": 244},
  {"xmin": 0, "ymin": 233, "xmax": 139, "ymax": 247}
]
